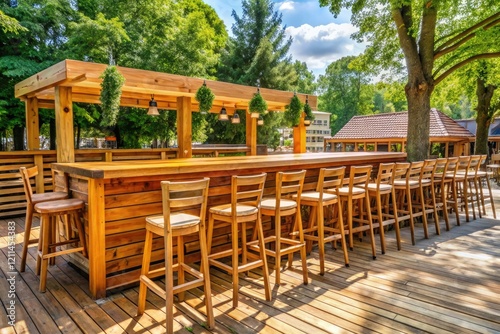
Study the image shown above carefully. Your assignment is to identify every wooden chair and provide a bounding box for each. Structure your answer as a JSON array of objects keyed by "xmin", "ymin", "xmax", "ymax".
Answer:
[
  {"xmin": 249, "ymin": 170, "xmax": 308, "ymax": 285},
  {"xmin": 299, "ymin": 167, "xmax": 349, "ymax": 273},
  {"xmin": 393, "ymin": 161, "xmax": 427, "ymax": 245},
  {"xmin": 207, "ymin": 173, "xmax": 271, "ymax": 308},
  {"xmin": 438, "ymin": 157, "xmax": 460, "ymax": 227},
  {"xmin": 337, "ymin": 165, "xmax": 377, "ymax": 259},
  {"xmin": 432, "ymin": 158, "xmax": 450, "ymax": 230},
  {"xmin": 418, "ymin": 159, "xmax": 440, "ymax": 236},
  {"xmin": 367, "ymin": 163, "xmax": 401, "ymax": 254},
  {"xmin": 476, "ymin": 155, "xmax": 496, "ymax": 218},
  {"xmin": 137, "ymin": 178, "xmax": 214, "ymax": 332},
  {"xmin": 455, "ymin": 156, "xmax": 474, "ymax": 222},
  {"xmin": 19, "ymin": 166, "xmax": 68, "ymax": 272},
  {"xmin": 35, "ymin": 198, "xmax": 87, "ymax": 292}
]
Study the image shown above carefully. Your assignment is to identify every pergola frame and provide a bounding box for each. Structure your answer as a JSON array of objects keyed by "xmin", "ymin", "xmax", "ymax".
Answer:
[{"xmin": 15, "ymin": 59, "xmax": 317, "ymax": 162}]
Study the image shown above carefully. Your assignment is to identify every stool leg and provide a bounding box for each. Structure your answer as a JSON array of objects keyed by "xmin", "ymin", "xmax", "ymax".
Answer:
[
  {"xmin": 317, "ymin": 204, "xmax": 326, "ymax": 275},
  {"xmin": 137, "ymin": 230, "xmax": 153, "ymax": 315},
  {"xmin": 336, "ymin": 201, "xmax": 349, "ymax": 267},
  {"xmin": 20, "ymin": 205, "xmax": 36, "ymax": 272},
  {"xmin": 485, "ymin": 176, "xmax": 496, "ymax": 218},
  {"xmin": 198, "ymin": 221, "xmax": 214, "ymax": 329},
  {"xmin": 74, "ymin": 211, "xmax": 87, "ymax": 257},
  {"xmin": 256, "ymin": 214, "xmax": 271, "ymax": 302},
  {"xmin": 231, "ymin": 220, "xmax": 239, "ymax": 308},
  {"xmin": 165, "ymin": 226, "xmax": 174, "ymax": 334},
  {"xmin": 39, "ymin": 214, "xmax": 51, "ymax": 292},
  {"xmin": 177, "ymin": 235, "xmax": 185, "ymax": 302},
  {"xmin": 391, "ymin": 189, "xmax": 402, "ymax": 251}
]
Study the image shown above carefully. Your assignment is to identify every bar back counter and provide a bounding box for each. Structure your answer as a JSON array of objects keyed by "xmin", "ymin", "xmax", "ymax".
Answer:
[{"xmin": 53, "ymin": 152, "xmax": 406, "ymax": 298}]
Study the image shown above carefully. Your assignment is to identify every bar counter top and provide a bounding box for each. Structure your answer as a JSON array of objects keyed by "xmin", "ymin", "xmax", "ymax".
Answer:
[{"xmin": 53, "ymin": 151, "xmax": 407, "ymax": 179}]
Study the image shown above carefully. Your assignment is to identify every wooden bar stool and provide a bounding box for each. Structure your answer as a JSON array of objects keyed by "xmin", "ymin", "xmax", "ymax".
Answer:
[
  {"xmin": 207, "ymin": 173, "xmax": 271, "ymax": 308},
  {"xmin": 337, "ymin": 165, "xmax": 377, "ymax": 259},
  {"xmin": 367, "ymin": 163, "xmax": 401, "ymax": 254},
  {"xmin": 455, "ymin": 156, "xmax": 474, "ymax": 222},
  {"xmin": 418, "ymin": 159, "xmax": 440, "ymax": 236},
  {"xmin": 137, "ymin": 178, "xmax": 214, "ymax": 332},
  {"xmin": 476, "ymin": 155, "xmax": 496, "ymax": 218},
  {"xmin": 249, "ymin": 170, "xmax": 308, "ymax": 285},
  {"xmin": 393, "ymin": 161, "xmax": 425, "ymax": 245},
  {"xmin": 35, "ymin": 198, "xmax": 87, "ymax": 292},
  {"xmin": 437, "ymin": 157, "xmax": 460, "ymax": 227},
  {"xmin": 19, "ymin": 166, "xmax": 68, "ymax": 273},
  {"xmin": 299, "ymin": 167, "xmax": 349, "ymax": 274}
]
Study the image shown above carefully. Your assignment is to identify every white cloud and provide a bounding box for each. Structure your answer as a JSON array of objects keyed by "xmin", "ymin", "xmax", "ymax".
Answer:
[
  {"xmin": 285, "ymin": 23, "xmax": 366, "ymax": 75},
  {"xmin": 279, "ymin": 1, "xmax": 295, "ymax": 11}
]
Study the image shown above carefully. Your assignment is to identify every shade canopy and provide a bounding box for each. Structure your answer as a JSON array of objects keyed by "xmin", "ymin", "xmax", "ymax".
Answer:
[{"xmin": 15, "ymin": 59, "xmax": 317, "ymax": 114}]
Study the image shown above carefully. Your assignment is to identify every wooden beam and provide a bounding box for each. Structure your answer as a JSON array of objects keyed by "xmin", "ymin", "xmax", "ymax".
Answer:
[
  {"xmin": 25, "ymin": 97, "xmax": 40, "ymax": 150},
  {"xmin": 88, "ymin": 177, "xmax": 106, "ymax": 299},
  {"xmin": 15, "ymin": 60, "xmax": 68, "ymax": 98},
  {"xmin": 293, "ymin": 116, "xmax": 306, "ymax": 153},
  {"xmin": 55, "ymin": 86, "xmax": 75, "ymax": 163},
  {"xmin": 177, "ymin": 96, "xmax": 192, "ymax": 158},
  {"xmin": 246, "ymin": 112, "xmax": 257, "ymax": 155}
]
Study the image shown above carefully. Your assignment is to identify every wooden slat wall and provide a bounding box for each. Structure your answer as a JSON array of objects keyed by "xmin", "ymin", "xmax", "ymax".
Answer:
[{"xmin": 0, "ymin": 149, "xmax": 179, "ymax": 218}]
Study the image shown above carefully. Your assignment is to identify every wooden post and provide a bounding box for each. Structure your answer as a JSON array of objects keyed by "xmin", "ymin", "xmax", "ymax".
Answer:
[
  {"xmin": 88, "ymin": 177, "xmax": 106, "ymax": 299},
  {"xmin": 177, "ymin": 96, "xmax": 192, "ymax": 158},
  {"xmin": 293, "ymin": 116, "xmax": 306, "ymax": 153},
  {"xmin": 55, "ymin": 86, "xmax": 75, "ymax": 163},
  {"xmin": 25, "ymin": 97, "xmax": 40, "ymax": 150},
  {"xmin": 246, "ymin": 111, "xmax": 257, "ymax": 155}
]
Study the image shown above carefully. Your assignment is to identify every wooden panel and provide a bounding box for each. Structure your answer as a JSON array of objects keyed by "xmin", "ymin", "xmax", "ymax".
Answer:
[
  {"xmin": 55, "ymin": 86, "xmax": 75, "ymax": 163},
  {"xmin": 25, "ymin": 97, "xmax": 40, "ymax": 150}
]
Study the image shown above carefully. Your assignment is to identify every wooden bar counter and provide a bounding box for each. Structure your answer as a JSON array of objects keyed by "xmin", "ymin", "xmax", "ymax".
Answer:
[{"xmin": 52, "ymin": 151, "xmax": 406, "ymax": 299}]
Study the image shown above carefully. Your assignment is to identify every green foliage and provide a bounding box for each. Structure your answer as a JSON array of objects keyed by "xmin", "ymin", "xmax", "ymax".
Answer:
[
  {"xmin": 99, "ymin": 66, "xmax": 125, "ymax": 127},
  {"xmin": 249, "ymin": 91, "xmax": 268, "ymax": 115},
  {"xmin": 195, "ymin": 82, "xmax": 215, "ymax": 113},
  {"xmin": 285, "ymin": 94, "xmax": 302, "ymax": 127},
  {"xmin": 318, "ymin": 56, "xmax": 373, "ymax": 135},
  {"xmin": 0, "ymin": 10, "xmax": 27, "ymax": 34},
  {"xmin": 303, "ymin": 100, "xmax": 315, "ymax": 122}
]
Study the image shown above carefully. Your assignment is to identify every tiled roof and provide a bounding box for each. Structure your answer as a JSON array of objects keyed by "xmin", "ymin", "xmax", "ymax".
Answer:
[{"xmin": 331, "ymin": 109, "xmax": 474, "ymax": 140}]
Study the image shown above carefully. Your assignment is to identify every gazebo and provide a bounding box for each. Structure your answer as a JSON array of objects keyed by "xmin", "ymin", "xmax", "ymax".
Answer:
[
  {"xmin": 324, "ymin": 109, "xmax": 475, "ymax": 157},
  {"xmin": 14, "ymin": 59, "xmax": 317, "ymax": 162}
]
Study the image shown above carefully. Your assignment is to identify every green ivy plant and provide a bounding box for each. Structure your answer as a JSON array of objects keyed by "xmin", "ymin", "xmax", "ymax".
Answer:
[
  {"xmin": 285, "ymin": 93, "xmax": 302, "ymax": 127},
  {"xmin": 249, "ymin": 89, "xmax": 268, "ymax": 116},
  {"xmin": 304, "ymin": 99, "xmax": 315, "ymax": 122},
  {"xmin": 99, "ymin": 66, "xmax": 125, "ymax": 127},
  {"xmin": 195, "ymin": 81, "xmax": 215, "ymax": 114}
]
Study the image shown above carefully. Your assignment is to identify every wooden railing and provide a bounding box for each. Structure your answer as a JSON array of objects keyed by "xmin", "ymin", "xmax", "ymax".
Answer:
[{"xmin": 0, "ymin": 148, "xmax": 179, "ymax": 218}]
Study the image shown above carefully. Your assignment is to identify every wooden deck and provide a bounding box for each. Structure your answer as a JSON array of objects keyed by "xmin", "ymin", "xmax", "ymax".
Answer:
[{"xmin": 1, "ymin": 186, "xmax": 500, "ymax": 333}]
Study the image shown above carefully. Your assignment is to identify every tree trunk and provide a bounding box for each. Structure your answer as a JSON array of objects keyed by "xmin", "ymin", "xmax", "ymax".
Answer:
[
  {"xmin": 475, "ymin": 77, "xmax": 495, "ymax": 155},
  {"xmin": 13, "ymin": 125, "xmax": 24, "ymax": 151},
  {"xmin": 405, "ymin": 82, "xmax": 432, "ymax": 162}
]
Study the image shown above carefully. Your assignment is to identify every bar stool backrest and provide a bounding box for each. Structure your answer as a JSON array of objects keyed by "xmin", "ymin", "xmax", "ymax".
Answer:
[
  {"xmin": 445, "ymin": 157, "xmax": 459, "ymax": 177},
  {"xmin": 375, "ymin": 163, "xmax": 395, "ymax": 186},
  {"xmin": 422, "ymin": 159, "xmax": 437, "ymax": 180},
  {"xmin": 318, "ymin": 166, "xmax": 345, "ymax": 195},
  {"xmin": 346, "ymin": 165, "xmax": 372, "ymax": 188},
  {"xmin": 231, "ymin": 173, "xmax": 267, "ymax": 215},
  {"xmin": 407, "ymin": 161, "xmax": 424, "ymax": 181},
  {"xmin": 393, "ymin": 162, "xmax": 411, "ymax": 181},
  {"xmin": 468, "ymin": 155, "xmax": 481, "ymax": 176},
  {"xmin": 276, "ymin": 170, "xmax": 306, "ymax": 205},
  {"xmin": 20, "ymin": 166, "xmax": 38, "ymax": 205},
  {"xmin": 457, "ymin": 156, "xmax": 471, "ymax": 175},
  {"xmin": 434, "ymin": 158, "xmax": 447, "ymax": 174},
  {"xmin": 160, "ymin": 178, "xmax": 210, "ymax": 229}
]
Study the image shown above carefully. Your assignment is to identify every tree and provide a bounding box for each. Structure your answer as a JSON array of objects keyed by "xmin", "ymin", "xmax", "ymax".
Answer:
[
  {"xmin": 320, "ymin": 0, "xmax": 500, "ymax": 161},
  {"xmin": 318, "ymin": 56, "xmax": 373, "ymax": 135},
  {"xmin": 218, "ymin": 0, "xmax": 296, "ymax": 90}
]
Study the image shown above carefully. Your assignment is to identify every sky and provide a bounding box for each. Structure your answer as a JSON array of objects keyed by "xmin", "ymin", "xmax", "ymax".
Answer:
[{"xmin": 203, "ymin": 0, "xmax": 366, "ymax": 78}]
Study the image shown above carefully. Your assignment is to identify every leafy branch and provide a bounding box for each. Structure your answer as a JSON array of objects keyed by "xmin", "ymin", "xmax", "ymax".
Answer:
[{"xmin": 99, "ymin": 66, "xmax": 125, "ymax": 127}]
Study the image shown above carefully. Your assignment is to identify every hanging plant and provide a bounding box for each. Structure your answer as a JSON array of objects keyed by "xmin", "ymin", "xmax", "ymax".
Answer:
[
  {"xmin": 285, "ymin": 93, "xmax": 302, "ymax": 127},
  {"xmin": 195, "ymin": 81, "xmax": 215, "ymax": 114},
  {"xmin": 304, "ymin": 99, "xmax": 315, "ymax": 122},
  {"xmin": 249, "ymin": 89, "xmax": 268, "ymax": 118},
  {"xmin": 99, "ymin": 66, "xmax": 125, "ymax": 127}
]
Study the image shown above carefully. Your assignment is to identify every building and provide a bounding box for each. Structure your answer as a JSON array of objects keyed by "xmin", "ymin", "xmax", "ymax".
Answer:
[
  {"xmin": 306, "ymin": 111, "xmax": 331, "ymax": 152},
  {"xmin": 324, "ymin": 109, "xmax": 475, "ymax": 157},
  {"xmin": 456, "ymin": 117, "xmax": 500, "ymax": 154}
]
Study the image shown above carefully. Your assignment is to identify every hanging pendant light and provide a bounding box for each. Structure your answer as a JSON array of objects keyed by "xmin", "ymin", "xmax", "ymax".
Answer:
[
  {"xmin": 257, "ymin": 115, "xmax": 264, "ymax": 126},
  {"xmin": 147, "ymin": 95, "xmax": 159, "ymax": 116},
  {"xmin": 218, "ymin": 104, "xmax": 229, "ymax": 121},
  {"xmin": 231, "ymin": 112, "xmax": 240, "ymax": 124}
]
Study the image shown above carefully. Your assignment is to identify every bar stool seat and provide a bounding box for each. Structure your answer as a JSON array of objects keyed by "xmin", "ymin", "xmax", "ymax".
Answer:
[
  {"xmin": 19, "ymin": 166, "xmax": 68, "ymax": 272},
  {"xmin": 35, "ymin": 198, "xmax": 87, "ymax": 292}
]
